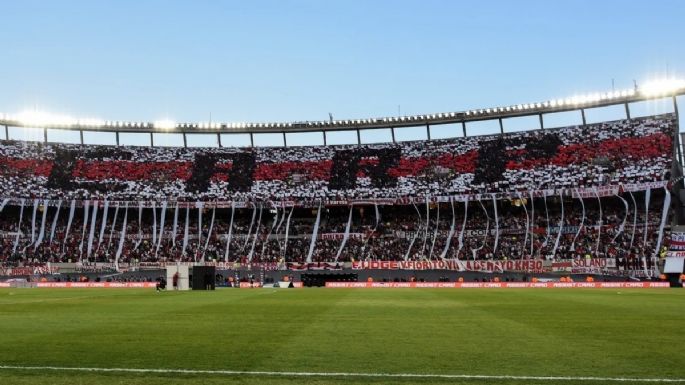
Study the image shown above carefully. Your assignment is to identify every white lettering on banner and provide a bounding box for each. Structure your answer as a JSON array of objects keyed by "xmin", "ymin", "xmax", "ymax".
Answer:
[
  {"xmin": 0, "ymin": 266, "xmax": 60, "ymax": 276},
  {"xmin": 350, "ymin": 260, "xmax": 544, "ymax": 272},
  {"xmin": 571, "ymin": 258, "xmax": 616, "ymax": 268},
  {"xmin": 320, "ymin": 233, "xmax": 365, "ymax": 240}
]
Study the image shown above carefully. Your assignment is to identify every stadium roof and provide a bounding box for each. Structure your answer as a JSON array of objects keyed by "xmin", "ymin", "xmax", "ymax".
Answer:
[{"xmin": 1, "ymin": 79, "xmax": 683, "ymax": 136}]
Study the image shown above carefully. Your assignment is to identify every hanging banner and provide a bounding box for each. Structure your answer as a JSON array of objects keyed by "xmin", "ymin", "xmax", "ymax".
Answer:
[
  {"xmin": 114, "ymin": 203, "xmax": 129, "ymax": 271},
  {"xmin": 202, "ymin": 207, "xmax": 216, "ymax": 262},
  {"xmin": 62, "ymin": 200, "xmax": 76, "ymax": 249},
  {"xmin": 86, "ymin": 202, "xmax": 98, "ymax": 258},
  {"xmin": 30, "ymin": 199, "xmax": 39, "ymax": 246},
  {"xmin": 224, "ymin": 202, "xmax": 235, "ymax": 262},
  {"xmin": 335, "ymin": 205, "xmax": 354, "ymax": 261},
  {"xmin": 182, "ymin": 207, "xmax": 190, "ymax": 255},
  {"xmin": 172, "ymin": 203, "xmax": 179, "ymax": 247},
  {"xmin": 306, "ymin": 202, "xmax": 322, "ymax": 263},
  {"xmin": 13, "ymin": 199, "xmax": 25, "ymax": 253},
  {"xmin": 404, "ymin": 204, "xmax": 422, "ymax": 261},
  {"xmin": 351, "ymin": 259, "xmax": 544, "ymax": 272},
  {"xmin": 49, "ymin": 200, "xmax": 62, "ymax": 244},
  {"xmin": 151, "ymin": 201, "xmax": 157, "ymax": 246},
  {"xmin": 247, "ymin": 207, "xmax": 262, "ymax": 262},
  {"xmin": 156, "ymin": 201, "xmax": 167, "ymax": 253},
  {"xmin": 282, "ymin": 206, "xmax": 294, "ymax": 258},
  {"xmin": 107, "ymin": 204, "xmax": 120, "ymax": 250},
  {"xmin": 98, "ymin": 199, "xmax": 110, "ymax": 246},
  {"xmin": 78, "ymin": 200, "xmax": 90, "ymax": 255},
  {"xmin": 440, "ymin": 197, "xmax": 456, "ymax": 259}
]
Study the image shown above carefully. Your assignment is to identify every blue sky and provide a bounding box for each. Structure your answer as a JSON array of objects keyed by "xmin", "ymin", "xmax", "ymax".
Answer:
[{"xmin": 0, "ymin": 0, "xmax": 683, "ymax": 145}]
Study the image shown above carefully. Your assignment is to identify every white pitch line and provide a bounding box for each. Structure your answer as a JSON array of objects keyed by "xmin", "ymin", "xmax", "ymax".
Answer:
[{"xmin": 0, "ymin": 365, "xmax": 683, "ymax": 382}]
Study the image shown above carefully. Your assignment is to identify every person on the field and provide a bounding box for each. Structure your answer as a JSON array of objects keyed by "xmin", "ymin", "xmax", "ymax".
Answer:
[
  {"xmin": 156, "ymin": 277, "xmax": 166, "ymax": 292},
  {"xmin": 172, "ymin": 272, "xmax": 179, "ymax": 290}
]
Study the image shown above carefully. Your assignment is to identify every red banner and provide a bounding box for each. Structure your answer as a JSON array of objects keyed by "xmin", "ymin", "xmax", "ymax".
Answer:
[
  {"xmin": 351, "ymin": 259, "xmax": 544, "ymax": 272},
  {"xmin": 325, "ymin": 282, "xmax": 670, "ymax": 288},
  {"xmin": 35, "ymin": 282, "xmax": 157, "ymax": 288}
]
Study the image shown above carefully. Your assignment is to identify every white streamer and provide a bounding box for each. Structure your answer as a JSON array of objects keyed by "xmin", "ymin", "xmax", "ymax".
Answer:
[
  {"xmin": 306, "ymin": 202, "xmax": 322, "ymax": 263},
  {"xmin": 247, "ymin": 206, "xmax": 262, "ymax": 263},
  {"xmin": 472, "ymin": 197, "xmax": 489, "ymax": 260},
  {"xmin": 551, "ymin": 191, "xmax": 564, "ymax": 259},
  {"xmin": 151, "ymin": 201, "xmax": 157, "ymax": 247},
  {"xmin": 491, "ymin": 194, "xmax": 499, "ymax": 255},
  {"xmin": 197, "ymin": 202, "xmax": 204, "ymax": 251},
  {"xmin": 86, "ymin": 202, "xmax": 98, "ymax": 258},
  {"xmin": 643, "ymin": 189, "xmax": 651, "ymax": 249},
  {"xmin": 403, "ymin": 203, "xmax": 422, "ymax": 261},
  {"xmin": 182, "ymin": 207, "xmax": 190, "ymax": 256},
  {"xmin": 594, "ymin": 187, "xmax": 602, "ymax": 257},
  {"xmin": 244, "ymin": 203, "xmax": 257, "ymax": 250},
  {"xmin": 456, "ymin": 197, "xmax": 468, "ymax": 259},
  {"xmin": 49, "ymin": 200, "xmax": 62, "ymax": 244},
  {"xmin": 12, "ymin": 199, "xmax": 25, "ymax": 254},
  {"xmin": 62, "ymin": 200, "xmax": 76, "ymax": 251},
  {"xmin": 260, "ymin": 204, "xmax": 279, "ymax": 258},
  {"xmin": 114, "ymin": 203, "xmax": 129, "ymax": 271},
  {"xmin": 420, "ymin": 199, "xmax": 430, "ymax": 259},
  {"xmin": 282, "ymin": 206, "xmax": 294, "ymax": 259},
  {"xmin": 157, "ymin": 201, "xmax": 167, "ymax": 251},
  {"xmin": 78, "ymin": 200, "xmax": 90, "ymax": 256},
  {"xmin": 224, "ymin": 202, "xmax": 236, "ymax": 262},
  {"xmin": 653, "ymin": 186, "xmax": 671, "ymax": 258},
  {"xmin": 134, "ymin": 202, "xmax": 143, "ymax": 250},
  {"xmin": 172, "ymin": 203, "xmax": 179, "ymax": 247},
  {"xmin": 628, "ymin": 191, "xmax": 638, "ymax": 250},
  {"xmin": 202, "ymin": 207, "xmax": 216, "ymax": 262},
  {"xmin": 335, "ymin": 205, "xmax": 354, "ymax": 261},
  {"xmin": 518, "ymin": 192, "xmax": 529, "ymax": 259},
  {"xmin": 30, "ymin": 199, "xmax": 39, "ymax": 246},
  {"xmin": 97, "ymin": 199, "xmax": 109, "ymax": 247},
  {"xmin": 541, "ymin": 192, "xmax": 550, "ymax": 250},
  {"xmin": 529, "ymin": 191, "xmax": 535, "ymax": 256},
  {"xmin": 439, "ymin": 197, "xmax": 456, "ymax": 260},
  {"xmin": 34, "ymin": 199, "xmax": 49, "ymax": 250},
  {"xmin": 571, "ymin": 189, "xmax": 585, "ymax": 255},
  {"xmin": 428, "ymin": 202, "xmax": 440, "ymax": 260},
  {"xmin": 106, "ymin": 203, "xmax": 120, "ymax": 251},
  {"xmin": 612, "ymin": 193, "xmax": 629, "ymax": 243}
]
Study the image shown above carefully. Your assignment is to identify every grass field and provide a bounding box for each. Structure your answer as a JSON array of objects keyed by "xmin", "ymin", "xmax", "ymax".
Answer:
[{"xmin": 0, "ymin": 287, "xmax": 683, "ymax": 385}]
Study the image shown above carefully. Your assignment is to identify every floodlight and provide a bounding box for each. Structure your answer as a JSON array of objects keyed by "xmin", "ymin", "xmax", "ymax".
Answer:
[{"xmin": 640, "ymin": 79, "xmax": 685, "ymax": 96}]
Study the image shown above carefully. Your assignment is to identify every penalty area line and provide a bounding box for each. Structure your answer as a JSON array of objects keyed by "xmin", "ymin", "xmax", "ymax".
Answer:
[{"xmin": 0, "ymin": 365, "xmax": 684, "ymax": 383}]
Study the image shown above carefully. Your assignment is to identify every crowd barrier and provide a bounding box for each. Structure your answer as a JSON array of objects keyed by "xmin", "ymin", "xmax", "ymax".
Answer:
[
  {"xmin": 324, "ymin": 281, "xmax": 671, "ymax": 288},
  {"xmin": 30, "ymin": 282, "xmax": 158, "ymax": 288}
]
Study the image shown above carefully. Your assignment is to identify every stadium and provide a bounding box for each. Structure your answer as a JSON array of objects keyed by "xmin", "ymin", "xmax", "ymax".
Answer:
[{"xmin": 1, "ymin": 2, "xmax": 685, "ymax": 385}]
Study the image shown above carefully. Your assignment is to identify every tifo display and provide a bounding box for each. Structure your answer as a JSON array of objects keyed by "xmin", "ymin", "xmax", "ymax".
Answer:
[{"xmin": 0, "ymin": 115, "xmax": 676, "ymax": 277}]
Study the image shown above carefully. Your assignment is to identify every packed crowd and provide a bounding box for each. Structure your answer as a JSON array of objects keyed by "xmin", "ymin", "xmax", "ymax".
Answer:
[
  {"xmin": 0, "ymin": 191, "xmax": 669, "ymax": 270},
  {"xmin": 0, "ymin": 115, "xmax": 675, "ymax": 201}
]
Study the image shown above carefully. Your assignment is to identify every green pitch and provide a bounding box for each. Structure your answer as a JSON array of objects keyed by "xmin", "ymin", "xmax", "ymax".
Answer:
[{"xmin": 0, "ymin": 288, "xmax": 683, "ymax": 385}]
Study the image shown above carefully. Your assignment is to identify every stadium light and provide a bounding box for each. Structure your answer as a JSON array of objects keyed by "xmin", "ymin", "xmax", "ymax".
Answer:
[
  {"xmin": 640, "ymin": 79, "xmax": 685, "ymax": 97},
  {"xmin": 10, "ymin": 110, "xmax": 77, "ymax": 127},
  {"xmin": 152, "ymin": 119, "xmax": 176, "ymax": 130}
]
